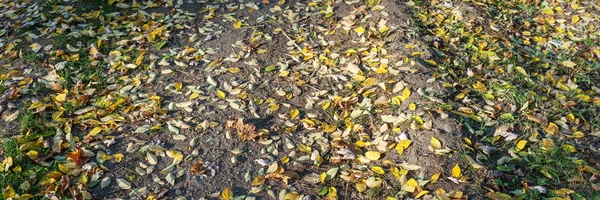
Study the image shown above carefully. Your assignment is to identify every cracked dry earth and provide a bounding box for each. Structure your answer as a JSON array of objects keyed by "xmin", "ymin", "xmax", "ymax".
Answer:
[{"xmin": 1, "ymin": 0, "xmax": 474, "ymax": 199}]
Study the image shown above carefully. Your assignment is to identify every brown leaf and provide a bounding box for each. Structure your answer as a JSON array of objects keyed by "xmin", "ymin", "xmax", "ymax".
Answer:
[
  {"xmin": 66, "ymin": 147, "xmax": 89, "ymax": 166},
  {"xmin": 227, "ymin": 118, "xmax": 261, "ymax": 141},
  {"xmin": 60, "ymin": 175, "xmax": 70, "ymax": 193},
  {"xmin": 265, "ymin": 172, "xmax": 291, "ymax": 185},
  {"xmin": 191, "ymin": 160, "xmax": 206, "ymax": 175}
]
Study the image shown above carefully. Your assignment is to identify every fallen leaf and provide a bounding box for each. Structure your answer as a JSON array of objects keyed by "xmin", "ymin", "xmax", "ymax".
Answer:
[
  {"xmin": 430, "ymin": 137, "xmax": 442, "ymax": 149},
  {"xmin": 116, "ymin": 178, "xmax": 131, "ymax": 190},
  {"xmin": 365, "ymin": 151, "xmax": 381, "ymax": 161},
  {"xmin": 451, "ymin": 164, "xmax": 461, "ymax": 178},
  {"xmin": 221, "ymin": 187, "xmax": 233, "ymax": 200}
]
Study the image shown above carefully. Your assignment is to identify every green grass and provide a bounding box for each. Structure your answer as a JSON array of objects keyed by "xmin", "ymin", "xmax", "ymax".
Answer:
[
  {"xmin": 408, "ymin": 0, "xmax": 600, "ymax": 198},
  {"xmin": 1, "ymin": 108, "xmax": 57, "ymax": 198},
  {"xmin": 22, "ymin": 53, "xmax": 45, "ymax": 65},
  {"xmin": 19, "ymin": 110, "xmax": 55, "ymax": 141},
  {"xmin": 59, "ymin": 59, "xmax": 108, "ymax": 90}
]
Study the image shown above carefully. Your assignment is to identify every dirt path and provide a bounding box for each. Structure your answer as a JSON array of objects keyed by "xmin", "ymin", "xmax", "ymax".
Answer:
[{"xmin": 87, "ymin": 1, "xmax": 468, "ymax": 199}]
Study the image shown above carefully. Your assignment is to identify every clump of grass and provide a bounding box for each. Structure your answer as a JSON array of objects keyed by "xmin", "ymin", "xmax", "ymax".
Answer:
[
  {"xmin": 59, "ymin": 59, "xmax": 108, "ymax": 90},
  {"xmin": 1, "ymin": 108, "xmax": 57, "ymax": 197}
]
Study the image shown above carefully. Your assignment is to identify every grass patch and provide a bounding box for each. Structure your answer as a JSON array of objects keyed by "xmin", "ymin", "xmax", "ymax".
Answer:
[
  {"xmin": 59, "ymin": 59, "xmax": 108, "ymax": 90},
  {"xmin": 408, "ymin": 0, "xmax": 600, "ymax": 197},
  {"xmin": 1, "ymin": 108, "xmax": 57, "ymax": 197}
]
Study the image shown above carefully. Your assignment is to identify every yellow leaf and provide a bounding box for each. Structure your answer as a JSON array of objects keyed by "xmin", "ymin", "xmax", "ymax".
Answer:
[
  {"xmin": 515, "ymin": 66, "xmax": 528, "ymax": 76},
  {"xmin": 396, "ymin": 139, "xmax": 411, "ymax": 155},
  {"xmin": 327, "ymin": 187, "xmax": 337, "ymax": 198},
  {"xmin": 516, "ymin": 140, "xmax": 527, "ymax": 151},
  {"xmin": 375, "ymin": 67, "xmax": 388, "ymax": 74},
  {"xmin": 322, "ymin": 101, "xmax": 331, "ymax": 110},
  {"xmin": 451, "ymin": 164, "xmax": 461, "ymax": 178},
  {"xmin": 55, "ymin": 93, "xmax": 67, "ymax": 102},
  {"xmin": 167, "ymin": 150, "xmax": 184, "ymax": 161},
  {"xmin": 113, "ymin": 153, "xmax": 124, "ymax": 162},
  {"xmin": 541, "ymin": 8, "xmax": 554, "ymax": 15},
  {"xmin": 174, "ymin": 82, "xmax": 183, "ymax": 91},
  {"xmin": 406, "ymin": 178, "xmax": 418, "ymax": 187},
  {"xmin": 561, "ymin": 60, "xmax": 576, "ymax": 68},
  {"xmin": 279, "ymin": 70, "xmax": 290, "ymax": 77},
  {"xmin": 353, "ymin": 74, "xmax": 366, "ymax": 81},
  {"xmin": 415, "ymin": 190, "xmax": 430, "ymax": 198},
  {"xmin": 363, "ymin": 77, "xmax": 376, "ymax": 87},
  {"xmin": 319, "ymin": 172, "xmax": 328, "ymax": 183},
  {"xmin": 463, "ymin": 137, "xmax": 472, "ymax": 146},
  {"xmin": 408, "ymin": 103, "xmax": 416, "ymax": 111},
  {"xmin": 190, "ymin": 92, "xmax": 199, "ymax": 100},
  {"xmin": 400, "ymin": 88, "xmax": 411, "ymax": 101},
  {"xmin": 26, "ymin": 150, "xmax": 38, "ymax": 160},
  {"xmin": 227, "ymin": 67, "xmax": 241, "ymax": 73},
  {"xmin": 572, "ymin": 15, "xmax": 580, "ymax": 24},
  {"xmin": 412, "ymin": 116, "xmax": 424, "ymax": 125},
  {"xmin": 562, "ymin": 144, "xmax": 577, "ymax": 153},
  {"xmin": 542, "ymin": 139, "xmax": 555, "ymax": 150},
  {"xmin": 284, "ymin": 192, "xmax": 300, "ymax": 200},
  {"xmin": 430, "ymin": 173, "xmax": 440, "ymax": 183},
  {"xmin": 297, "ymin": 144, "xmax": 312, "ymax": 153},
  {"xmin": 390, "ymin": 96, "xmax": 402, "ymax": 105},
  {"xmin": 545, "ymin": 122, "xmax": 558, "ymax": 135},
  {"xmin": 370, "ymin": 166, "xmax": 385, "ymax": 175},
  {"xmin": 216, "ymin": 89, "xmax": 226, "ymax": 99},
  {"xmin": 356, "ymin": 182, "xmax": 366, "ymax": 192},
  {"xmin": 430, "ymin": 137, "xmax": 442, "ymax": 149},
  {"xmin": 221, "ymin": 187, "xmax": 233, "ymax": 200},
  {"xmin": 365, "ymin": 151, "xmax": 381, "ymax": 161},
  {"xmin": 87, "ymin": 127, "xmax": 103, "ymax": 138},
  {"xmin": 573, "ymin": 131, "xmax": 584, "ymax": 139},
  {"xmin": 251, "ymin": 176, "xmax": 265, "ymax": 186},
  {"xmin": 354, "ymin": 26, "xmax": 366, "ymax": 35},
  {"xmin": 290, "ymin": 108, "xmax": 299, "ymax": 119},
  {"xmin": 233, "ymin": 21, "xmax": 242, "ymax": 29},
  {"xmin": 424, "ymin": 59, "xmax": 437, "ymax": 66},
  {"xmin": 30, "ymin": 43, "xmax": 41, "ymax": 52},
  {"xmin": 135, "ymin": 53, "xmax": 145, "ymax": 65},
  {"xmin": 58, "ymin": 163, "xmax": 70, "ymax": 173}
]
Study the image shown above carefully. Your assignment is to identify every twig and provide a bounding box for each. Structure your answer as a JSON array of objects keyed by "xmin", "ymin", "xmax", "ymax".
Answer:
[
  {"xmin": 305, "ymin": 66, "xmax": 319, "ymax": 83},
  {"xmin": 280, "ymin": 29, "xmax": 303, "ymax": 51}
]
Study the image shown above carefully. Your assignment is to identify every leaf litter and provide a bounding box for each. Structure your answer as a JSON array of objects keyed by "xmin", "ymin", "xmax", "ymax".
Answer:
[{"xmin": 0, "ymin": 0, "xmax": 598, "ymax": 200}]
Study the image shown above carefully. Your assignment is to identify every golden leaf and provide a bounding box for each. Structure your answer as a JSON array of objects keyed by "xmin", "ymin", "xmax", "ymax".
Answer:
[
  {"xmin": 290, "ymin": 108, "xmax": 299, "ymax": 119},
  {"xmin": 233, "ymin": 21, "xmax": 242, "ymax": 29},
  {"xmin": 297, "ymin": 144, "xmax": 312, "ymax": 153},
  {"xmin": 516, "ymin": 140, "xmax": 527, "ymax": 151},
  {"xmin": 395, "ymin": 139, "xmax": 412, "ymax": 155},
  {"xmin": 451, "ymin": 164, "xmax": 461, "ymax": 178},
  {"xmin": 415, "ymin": 190, "xmax": 430, "ymax": 198},
  {"xmin": 354, "ymin": 26, "xmax": 366, "ymax": 35},
  {"xmin": 87, "ymin": 127, "xmax": 103, "ymax": 138},
  {"xmin": 216, "ymin": 89, "xmax": 226, "ymax": 99},
  {"xmin": 544, "ymin": 122, "xmax": 558, "ymax": 135},
  {"xmin": 370, "ymin": 166, "xmax": 385, "ymax": 175},
  {"xmin": 430, "ymin": 173, "xmax": 441, "ymax": 183},
  {"xmin": 365, "ymin": 151, "xmax": 381, "ymax": 161},
  {"xmin": 400, "ymin": 88, "xmax": 411, "ymax": 101},
  {"xmin": 430, "ymin": 137, "xmax": 442, "ymax": 149},
  {"xmin": 113, "ymin": 154, "xmax": 124, "ymax": 162},
  {"xmin": 561, "ymin": 60, "xmax": 576, "ymax": 68},
  {"xmin": 408, "ymin": 103, "xmax": 416, "ymax": 111},
  {"xmin": 221, "ymin": 187, "xmax": 233, "ymax": 200}
]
